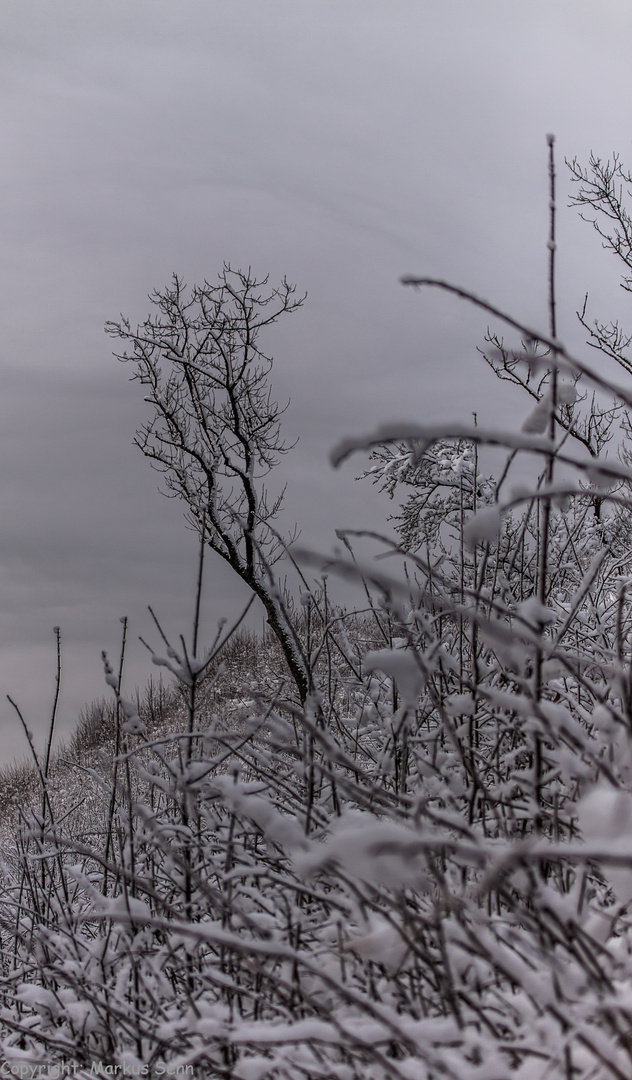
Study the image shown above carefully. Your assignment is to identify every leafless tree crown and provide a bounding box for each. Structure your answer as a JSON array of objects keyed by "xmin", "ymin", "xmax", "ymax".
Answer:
[
  {"xmin": 106, "ymin": 266, "xmax": 305, "ymax": 573},
  {"xmin": 107, "ymin": 266, "xmax": 310, "ymax": 702}
]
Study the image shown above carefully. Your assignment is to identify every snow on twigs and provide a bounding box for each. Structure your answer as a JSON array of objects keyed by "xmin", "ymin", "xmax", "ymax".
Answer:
[
  {"xmin": 463, "ymin": 505, "xmax": 502, "ymax": 547},
  {"xmin": 330, "ymin": 420, "xmax": 552, "ymax": 468},
  {"xmin": 522, "ymin": 393, "xmax": 552, "ymax": 434},
  {"xmin": 8, "ymin": 178, "xmax": 632, "ymax": 1078},
  {"xmin": 5, "ymin": 398, "xmax": 632, "ymax": 1078},
  {"xmin": 363, "ymin": 647, "xmax": 425, "ymax": 709}
]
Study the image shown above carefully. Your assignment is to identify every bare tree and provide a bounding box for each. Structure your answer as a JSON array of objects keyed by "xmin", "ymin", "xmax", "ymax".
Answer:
[
  {"xmin": 567, "ymin": 152, "xmax": 632, "ymax": 376},
  {"xmin": 106, "ymin": 264, "xmax": 310, "ymax": 702}
]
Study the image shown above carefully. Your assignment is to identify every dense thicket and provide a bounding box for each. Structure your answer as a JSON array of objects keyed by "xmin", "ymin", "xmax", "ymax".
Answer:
[{"xmin": 3, "ymin": 147, "xmax": 632, "ymax": 1079}]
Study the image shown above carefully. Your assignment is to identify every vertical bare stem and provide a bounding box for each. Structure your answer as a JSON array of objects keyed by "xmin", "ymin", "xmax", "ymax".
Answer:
[
  {"xmin": 534, "ymin": 135, "xmax": 559, "ymax": 835},
  {"xmin": 43, "ymin": 626, "xmax": 61, "ymax": 782}
]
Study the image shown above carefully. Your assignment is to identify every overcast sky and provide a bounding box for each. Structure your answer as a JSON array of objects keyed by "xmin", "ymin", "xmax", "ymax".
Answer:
[{"xmin": 0, "ymin": 0, "xmax": 631, "ymax": 762}]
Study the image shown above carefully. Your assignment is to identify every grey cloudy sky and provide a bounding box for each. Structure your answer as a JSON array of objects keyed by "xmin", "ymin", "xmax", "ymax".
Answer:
[{"xmin": 0, "ymin": 0, "xmax": 631, "ymax": 762}]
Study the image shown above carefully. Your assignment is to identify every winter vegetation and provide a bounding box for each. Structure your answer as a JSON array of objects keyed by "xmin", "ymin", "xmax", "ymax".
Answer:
[{"xmin": 4, "ymin": 141, "xmax": 632, "ymax": 1077}]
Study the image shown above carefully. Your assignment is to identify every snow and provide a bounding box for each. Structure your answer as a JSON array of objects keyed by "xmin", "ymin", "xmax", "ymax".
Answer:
[
  {"xmin": 463, "ymin": 505, "xmax": 501, "ymax": 547},
  {"xmin": 521, "ymin": 394, "xmax": 550, "ymax": 434},
  {"xmin": 577, "ymin": 784, "xmax": 632, "ymax": 904},
  {"xmin": 295, "ymin": 810, "xmax": 430, "ymax": 891},
  {"xmin": 345, "ymin": 912, "xmax": 410, "ymax": 972},
  {"xmin": 4, "ymin": 179, "xmax": 632, "ymax": 1079},
  {"xmin": 363, "ymin": 648, "xmax": 425, "ymax": 709}
]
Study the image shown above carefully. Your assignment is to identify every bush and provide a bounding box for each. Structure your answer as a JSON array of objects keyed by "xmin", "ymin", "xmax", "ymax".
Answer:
[{"xmin": 4, "ymin": 142, "xmax": 632, "ymax": 1078}]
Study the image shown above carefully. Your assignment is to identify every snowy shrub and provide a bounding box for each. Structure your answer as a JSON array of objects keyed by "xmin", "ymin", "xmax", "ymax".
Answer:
[{"xmin": 6, "ymin": 142, "xmax": 632, "ymax": 1078}]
